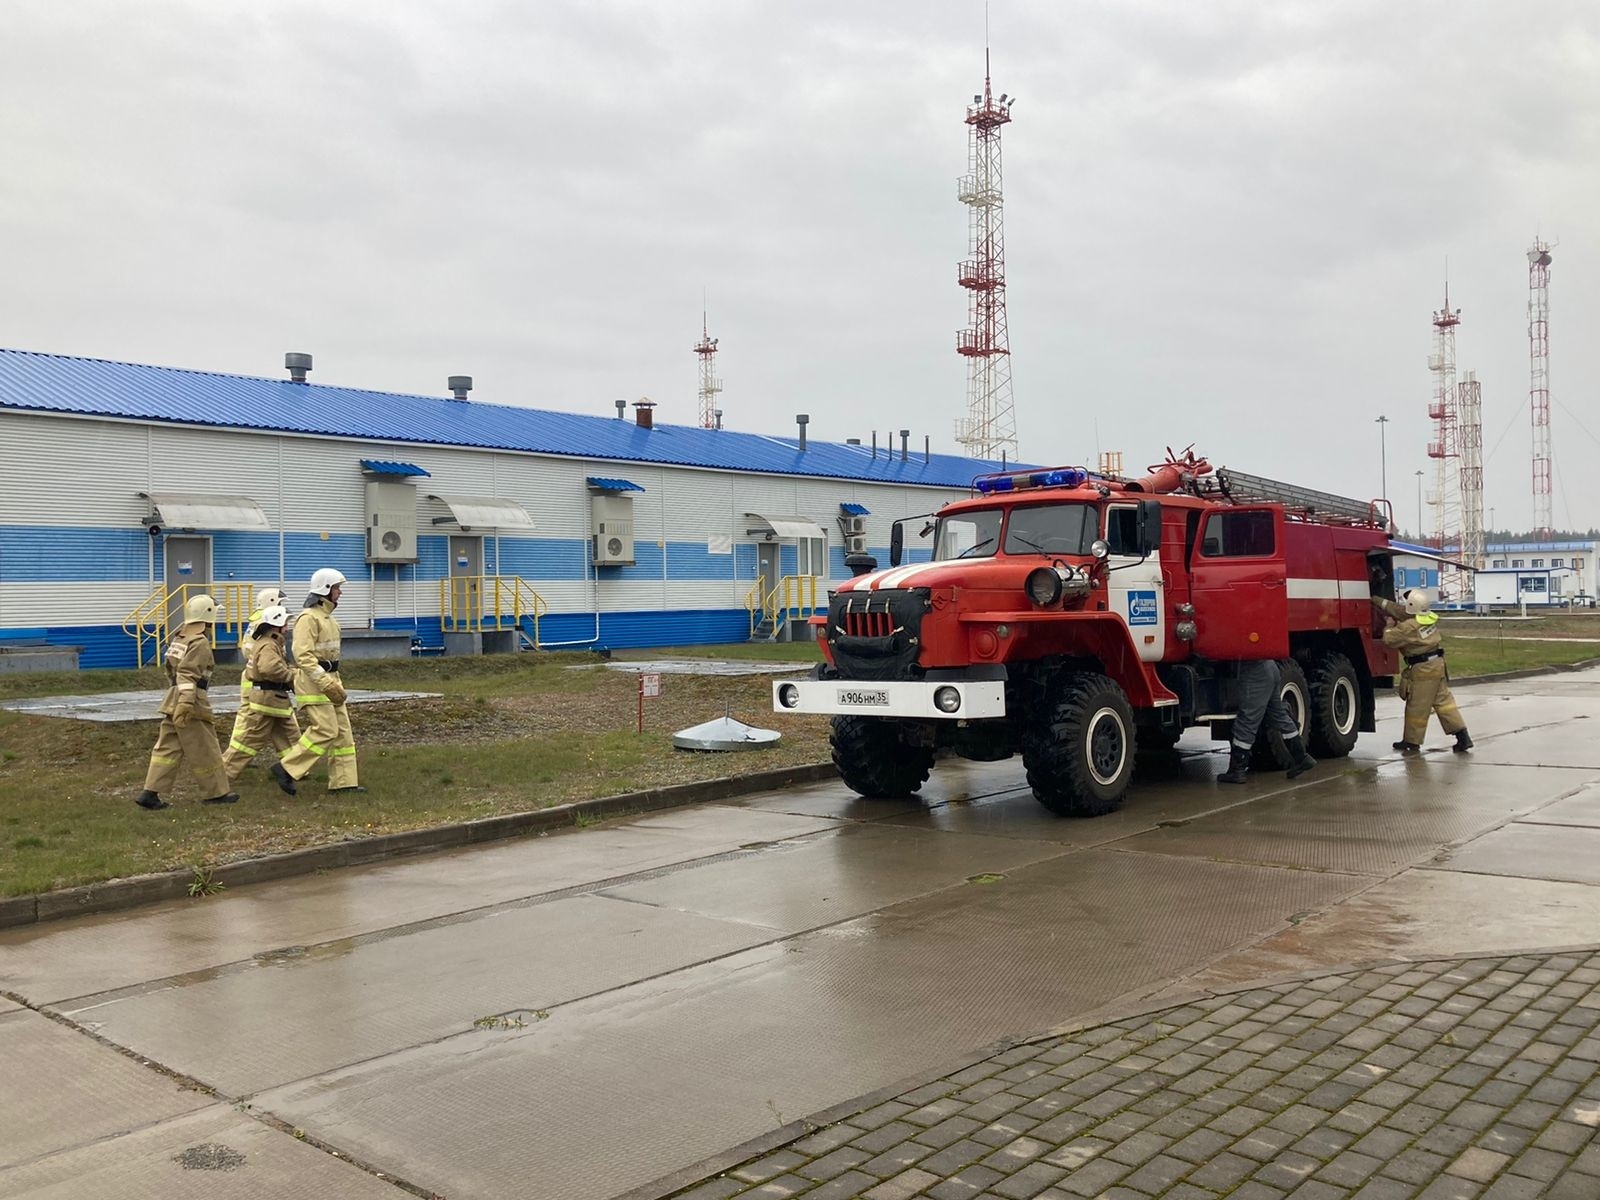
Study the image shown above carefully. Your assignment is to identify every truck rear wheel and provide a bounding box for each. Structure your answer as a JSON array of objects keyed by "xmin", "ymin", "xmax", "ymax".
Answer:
[
  {"xmin": 1022, "ymin": 673, "xmax": 1135, "ymax": 817},
  {"xmin": 1307, "ymin": 651, "xmax": 1360, "ymax": 758},
  {"xmin": 1252, "ymin": 659, "xmax": 1309, "ymax": 770},
  {"xmin": 830, "ymin": 716, "xmax": 934, "ymax": 798}
]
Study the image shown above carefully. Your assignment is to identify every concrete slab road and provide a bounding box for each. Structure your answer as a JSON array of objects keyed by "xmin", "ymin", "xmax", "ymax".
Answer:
[{"xmin": 0, "ymin": 667, "xmax": 1597, "ymax": 1200}]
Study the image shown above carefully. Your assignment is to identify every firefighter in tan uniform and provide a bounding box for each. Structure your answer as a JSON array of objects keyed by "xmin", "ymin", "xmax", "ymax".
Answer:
[
  {"xmin": 1372, "ymin": 589, "xmax": 1473, "ymax": 754},
  {"xmin": 224, "ymin": 586, "xmax": 288, "ymax": 778},
  {"xmin": 222, "ymin": 604, "xmax": 301, "ymax": 788},
  {"xmin": 272, "ymin": 568, "xmax": 365, "ymax": 794},
  {"xmin": 137, "ymin": 594, "xmax": 240, "ymax": 809}
]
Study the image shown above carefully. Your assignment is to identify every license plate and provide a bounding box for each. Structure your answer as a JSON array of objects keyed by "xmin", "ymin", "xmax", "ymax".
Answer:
[{"xmin": 837, "ymin": 688, "xmax": 890, "ymax": 707}]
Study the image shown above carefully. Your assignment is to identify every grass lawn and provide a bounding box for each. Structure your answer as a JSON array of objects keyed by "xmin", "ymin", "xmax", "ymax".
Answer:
[
  {"xmin": 1439, "ymin": 613, "xmax": 1600, "ymax": 677},
  {"xmin": 0, "ymin": 647, "xmax": 827, "ymax": 898}
]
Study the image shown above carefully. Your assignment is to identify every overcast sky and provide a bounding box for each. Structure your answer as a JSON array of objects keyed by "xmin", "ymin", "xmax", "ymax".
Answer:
[{"xmin": 4, "ymin": 1, "xmax": 1597, "ymax": 535}]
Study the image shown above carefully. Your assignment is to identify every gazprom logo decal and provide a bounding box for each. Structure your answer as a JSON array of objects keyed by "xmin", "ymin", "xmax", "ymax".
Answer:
[{"xmin": 1127, "ymin": 591, "xmax": 1158, "ymax": 626}]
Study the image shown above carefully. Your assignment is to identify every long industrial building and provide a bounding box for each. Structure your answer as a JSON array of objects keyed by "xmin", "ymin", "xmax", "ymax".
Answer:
[{"xmin": 0, "ymin": 348, "xmax": 1009, "ymax": 669}]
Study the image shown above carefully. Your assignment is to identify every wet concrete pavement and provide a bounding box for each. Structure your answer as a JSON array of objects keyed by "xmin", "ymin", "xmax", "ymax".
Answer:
[{"xmin": 1, "ymin": 668, "xmax": 1597, "ymax": 1199}]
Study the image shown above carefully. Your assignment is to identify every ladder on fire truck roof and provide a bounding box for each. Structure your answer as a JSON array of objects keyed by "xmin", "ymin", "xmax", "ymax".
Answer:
[{"xmin": 1195, "ymin": 468, "xmax": 1385, "ymax": 527}]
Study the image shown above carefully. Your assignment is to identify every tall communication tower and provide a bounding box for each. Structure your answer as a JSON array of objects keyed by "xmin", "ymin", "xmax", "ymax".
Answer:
[
  {"xmin": 693, "ymin": 309, "xmax": 722, "ymax": 430},
  {"xmin": 954, "ymin": 49, "xmax": 1018, "ymax": 460},
  {"xmin": 1528, "ymin": 239, "xmax": 1553, "ymax": 534},
  {"xmin": 1426, "ymin": 286, "xmax": 1463, "ymax": 596},
  {"xmin": 1457, "ymin": 370, "xmax": 1484, "ymax": 572}
]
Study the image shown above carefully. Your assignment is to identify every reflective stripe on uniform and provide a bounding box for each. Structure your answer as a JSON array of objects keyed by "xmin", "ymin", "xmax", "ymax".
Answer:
[
  {"xmin": 297, "ymin": 733, "xmax": 328, "ymax": 756},
  {"xmin": 248, "ymin": 702, "xmax": 294, "ymax": 717},
  {"xmin": 330, "ymin": 746, "xmax": 357, "ymax": 757},
  {"xmin": 149, "ymin": 754, "xmax": 177, "ymax": 766},
  {"xmin": 229, "ymin": 739, "xmax": 258, "ymax": 757},
  {"xmin": 296, "ymin": 694, "xmax": 332, "ymax": 705}
]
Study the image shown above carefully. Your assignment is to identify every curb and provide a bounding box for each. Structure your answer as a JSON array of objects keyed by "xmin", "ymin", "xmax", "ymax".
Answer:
[
  {"xmin": 0, "ymin": 761, "xmax": 839, "ymax": 931},
  {"xmin": 1449, "ymin": 654, "xmax": 1600, "ymax": 686},
  {"xmin": 624, "ymin": 941, "xmax": 1600, "ymax": 1200}
]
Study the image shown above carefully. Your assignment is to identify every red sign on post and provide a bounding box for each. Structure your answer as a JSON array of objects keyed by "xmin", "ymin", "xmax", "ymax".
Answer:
[{"xmin": 638, "ymin": 672, "xmax": 662, "ymax": 733}]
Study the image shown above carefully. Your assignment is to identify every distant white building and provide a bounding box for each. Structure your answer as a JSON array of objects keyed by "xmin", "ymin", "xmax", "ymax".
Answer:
[{"xmin": 1480, "ymin": 541, "xmax": 1598, "ymax": 608}]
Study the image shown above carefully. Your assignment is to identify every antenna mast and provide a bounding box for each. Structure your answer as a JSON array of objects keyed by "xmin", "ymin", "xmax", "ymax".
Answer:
[
  {"xmin": 693, "ymin": 305, "xmax": 722, "ymax": 430},
  {"xmin": 1528, "ymin": 239, "xmax": 1553, "ymax": 534},
  {"xmin": 1426, "ymin": 284, "xmax": 1463, "ymax": 597},
  {"xmin": 954, "ymin": 44, "xmax": 1017, "ymax": 460}
]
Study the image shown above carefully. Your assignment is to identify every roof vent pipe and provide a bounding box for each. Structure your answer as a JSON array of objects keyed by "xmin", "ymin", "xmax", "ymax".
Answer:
[
  {"xmin": 796, "ymin": 414, "xmax": 809, "ymax": 452},
  {"xmin": 899, "ymin": 429, "xmax": 910, "ymax": 462},
  {"xmin": 846, "ymin": 437, "xmax": 861, "ymax": 445},
  {"xmin": 285, "ymin": 352, "xmax": 312, "ymax": 384},
  {"xmin": 924, "ymin": 434, "xmax": 930, "ymax": 464},
  {"xmin": 634, "ymin": 399, "xmax": 655, "ymax": 430},
  {"xmin": 615, "ymin": 399, "xmax": 626, "ymax": 419},
  {"xmin": 714, "ymin": 409, "xmax": 723, "ymax": 430},
  {"xmin": 871, "ymin": 430, "xmax": 877, "ymax": 459},
  {"xmin": 447, "ymin": 375, "xmax": 472, "ymax": 402}
]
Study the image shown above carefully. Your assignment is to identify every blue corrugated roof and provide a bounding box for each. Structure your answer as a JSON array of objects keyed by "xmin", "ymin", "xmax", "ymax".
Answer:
[
  {"xmin": 0, "ymin": 348, "xmax": 1028, "ymax": 488},
  {"xmin": 361, "ymin": 459, "xmax": 430, "ymax": 477},
  {"xmin": 586, "ymin": 476, "xmax": 644, "ymax": 493},
  {"xmin": 840, "ymin": 502, "xmax": 871, "ymax": 516}
]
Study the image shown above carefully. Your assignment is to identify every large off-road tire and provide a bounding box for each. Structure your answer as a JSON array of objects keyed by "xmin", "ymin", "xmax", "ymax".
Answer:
[
  {"xmin": 830, "ymin": 715, "xmax": 935, "ymax": 798},
  {"xmin": 1252, "ymin": 659, "xmax": 1310, "ymax": 770},
  {"xmin": 1307, "ymin": 650, "xmax": 1360, "ymax": 758},
  {"xmin": 1022, "ymin": 673, "xmax": 1136, "ymax": 817}
]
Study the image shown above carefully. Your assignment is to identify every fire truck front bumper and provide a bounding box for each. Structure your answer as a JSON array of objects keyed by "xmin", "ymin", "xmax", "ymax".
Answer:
[{"xmin": 772, "ymin": 678, "xmax": 1007, "ymax": 719}]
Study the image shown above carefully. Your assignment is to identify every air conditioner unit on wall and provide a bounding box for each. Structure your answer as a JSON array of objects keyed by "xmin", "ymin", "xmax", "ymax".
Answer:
[
  {"xmin": 365, "ymin": 481, "xmax": 419, "ymax": 563},
  {"xmin": 842, "ymin": 515, "xmax": 866, "ymax": 535},
  {"xmin": 592, "ymin": 493, "xmax": 635, "ymax": 565},
  {"xmin": 846, "ymin": 534, "xmax": 868, "ymax": 555}
]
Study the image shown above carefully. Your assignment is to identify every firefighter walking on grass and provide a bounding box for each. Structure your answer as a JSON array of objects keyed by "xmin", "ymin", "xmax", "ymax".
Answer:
[
  {"xmin": 1372, "ymin": 589, "xmax": 1473, "ymax": 754},
  {"xmin": 137, "ymin": 594, "xmax": 239, "ymax": 810},
  {"xmin": 223, "ymin": 586, "xmax": 287, "ymax": 778},
  {"xmin": 272, "ymin": 568, "xmax": 365, "ymax": 794},
  {"xmin": 221, "ymin": 604, "xmax": 300, "ymax": 786}
]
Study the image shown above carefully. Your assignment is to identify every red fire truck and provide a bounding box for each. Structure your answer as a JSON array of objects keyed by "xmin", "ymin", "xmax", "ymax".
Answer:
[{"xmin": 774, "ymin": 450, "xmax": 1401, "ymax": 816}]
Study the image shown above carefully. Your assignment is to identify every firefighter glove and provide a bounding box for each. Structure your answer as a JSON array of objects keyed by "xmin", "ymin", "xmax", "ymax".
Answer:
[{"xmin": 323, "ymin": 679, "xmax": 348, "ymax": 706}]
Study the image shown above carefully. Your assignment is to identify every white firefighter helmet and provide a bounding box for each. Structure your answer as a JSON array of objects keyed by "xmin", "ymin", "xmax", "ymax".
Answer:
[
  {"xmin": 255, "ymin": 586, "xmax": 287, "ymax": 609},
  {"xmin": 259, "ymin": 604, "xmax": 290, "ymax": 629},
  {"xmin": 1403, "ymin": 588, "xmax": 1432, "ymax": 616},
  {"xmin": 308, "ymin": 568, "xmax": 347, "ymax": 597},
  {"xmin": 183, "ymin": 594, "xmax": 218, "ymax": 625}
]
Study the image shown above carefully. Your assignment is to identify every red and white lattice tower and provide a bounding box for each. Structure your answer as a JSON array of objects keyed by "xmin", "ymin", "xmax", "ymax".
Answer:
[
  {"xmin": 693, "ymin": 309, "xmax": 721, "ymax": 430},
  {"xmin": 954, "ymin": 50, "xmax": 1017, "ymax": 459},
  {"xmin": 1528, "ymin": 240, "xmax": 1554, "ymax": 534},
  {"xmin": 1457, "ymin": 370, "xmax": 1484, "ymax": 573},
  {"xmin": 1426, "ymin": 287, "xmax": 1462, "ymax": 596}
]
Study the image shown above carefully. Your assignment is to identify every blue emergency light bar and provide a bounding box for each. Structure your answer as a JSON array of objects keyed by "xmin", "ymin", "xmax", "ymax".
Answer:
[{"xmin": 974, "ymin": 467, "xmax": 1089, "ymax": 494}]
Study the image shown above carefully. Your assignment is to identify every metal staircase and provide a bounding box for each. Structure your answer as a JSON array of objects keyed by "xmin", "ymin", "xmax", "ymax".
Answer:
[
  {"xmin": 746, "ymin": 575, "xmax": 820, "ymax": 642},
  {"xmin": 438, "ymin": 575, "xmax": 548, "ymax": 649},
  {"xmin": 123, "ymin": 583, "xmax": 255, "ymax": 666}
]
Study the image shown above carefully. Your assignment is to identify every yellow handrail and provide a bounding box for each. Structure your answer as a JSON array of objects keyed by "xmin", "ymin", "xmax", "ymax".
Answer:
[
  {"xmin": 745, "ymin": 575, "xmax": 821, "ymax": 639},
  {"xmin": 122, "ymin": 582, "xmax": 255, "ymax": 667},
  {"xmin": 439, "ymin": 575, "xmax": 549, "ymax": 646}
]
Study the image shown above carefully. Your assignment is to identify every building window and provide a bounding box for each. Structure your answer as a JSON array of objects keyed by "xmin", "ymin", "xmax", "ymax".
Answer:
[
  {"xmin": 1574, "ymin": 558, "xmax": 1585, "ymax": 570},
  {"xmin": 1532, "ymin": 558, "xmax": 1545, "ymax": 568},
  {"xmin": 796, "ymin": 537, "xmax": 827, "ymax": 577},
  {"xmin": 1553, "ymin": 558, "xmax": 1564, "ymax": 568},
  {"xmin": 1512, "ymin": 559, "xmax": 1524, "ymax": 568},
  {"xmin": 1492, "ymin": 559, "xmax": 1506, "ymax": 568},
  {"xmin": 1521, "ymin": 575, "xmax": 1547, "ymax": 594}
]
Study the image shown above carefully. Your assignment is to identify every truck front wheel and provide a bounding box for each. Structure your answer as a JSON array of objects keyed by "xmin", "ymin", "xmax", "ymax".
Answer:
[
  {"xmin": 1022, "ymin": 674, "xmax": 1136, "ymax": 817},
  {"xmin": 1307, "ymin": 651, "xmax": 1360, "ymax": 758},
  {"xmin": 830, "ymin": 716, "xmax": 935, "ymax": 798}
]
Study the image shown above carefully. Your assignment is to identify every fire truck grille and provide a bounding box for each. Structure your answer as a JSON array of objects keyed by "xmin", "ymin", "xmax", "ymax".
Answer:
[{"xmin": 826, "ymin": 588, "xmax": 926, "ymax": 681}]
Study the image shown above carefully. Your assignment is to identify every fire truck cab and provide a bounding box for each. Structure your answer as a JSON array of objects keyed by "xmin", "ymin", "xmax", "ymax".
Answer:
[{"xmin": 774, "ymin": 451, "xmax": 1400, "ymax": 816}]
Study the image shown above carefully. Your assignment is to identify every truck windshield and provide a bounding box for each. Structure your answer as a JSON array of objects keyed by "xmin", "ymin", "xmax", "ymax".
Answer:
[
  {"xmin": 933, "ymin": 509, "xmax": 1003, "ymax": 559},
  {"xmin": 1003, "ymin": 503, "xmax": 1095, "ymax": 556}
]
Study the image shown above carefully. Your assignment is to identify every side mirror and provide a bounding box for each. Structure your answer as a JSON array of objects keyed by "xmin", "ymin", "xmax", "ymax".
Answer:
[
  {"xmin": 1137, "ymin": 500, "xmax": 1162, "ymax": 556},
  {"xmin": 889, "ymin": 522, "xmax": 904, "ymax": 567}
]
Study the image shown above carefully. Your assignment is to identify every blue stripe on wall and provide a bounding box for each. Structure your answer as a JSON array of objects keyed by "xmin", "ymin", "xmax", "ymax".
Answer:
[
  {"xmin": 284, "ymin": 533, "xmax": 368, "ymax": 579},
  {"xmin": 0, "ymin": 527, "xmax": 149, "ymax": 582}
]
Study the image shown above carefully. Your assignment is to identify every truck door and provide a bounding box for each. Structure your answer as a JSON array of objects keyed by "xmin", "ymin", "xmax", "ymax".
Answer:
[
  {"xmin": 1104, "ymin": 503, "xmax": 1165, "ymax": 662},
  {"xmin": 1189, "ymin": 506, "xmax": 1288, "ymax": 659}
]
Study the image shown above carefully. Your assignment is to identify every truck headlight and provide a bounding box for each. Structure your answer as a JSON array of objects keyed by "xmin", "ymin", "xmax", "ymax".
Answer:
[
  {"xmin": 934, "ymin": 686, "xmax": 962, "ymax": 713},
  {"xmin": 777, "ymin": 683, "xmax": 801, "ymax": 708},
  {"xmin": 1026, "ymin": 566, "xmax": 1062, "ymax": 606}
]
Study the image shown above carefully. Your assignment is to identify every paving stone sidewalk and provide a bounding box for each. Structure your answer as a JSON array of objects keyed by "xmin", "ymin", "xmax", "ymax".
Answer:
[{"xmin": 673, "ymin": 950, "xmax": 1600, "ymax": 1200}]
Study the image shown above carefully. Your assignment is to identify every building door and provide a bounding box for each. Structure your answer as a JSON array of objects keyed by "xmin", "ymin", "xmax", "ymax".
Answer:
[
  {"xmin": 448, "ymin": 535, "xmax": 484, "ymax": 628},
  {"xmin": 163, "ymin": 535, "xmax": 211, "ymax": 628},
  {"xmin": 757, "ymin": 542, "xmax": 780, "ymax": 614}
]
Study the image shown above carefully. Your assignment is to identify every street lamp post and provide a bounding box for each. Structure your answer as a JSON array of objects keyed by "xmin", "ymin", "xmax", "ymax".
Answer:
[{"xmin": 1415, "ymin": 469, "xmax": 1424, "ymax": 540}]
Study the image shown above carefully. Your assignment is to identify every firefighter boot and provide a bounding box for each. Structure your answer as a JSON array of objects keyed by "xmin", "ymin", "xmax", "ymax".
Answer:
[
  {"xmin": 270, "ymin": 762, "xmax": 297, "ymax": 796},
  {"xmin": 202, "ymin": 792, "xmax": 240, "ymax": 805},
  {"xmin": 136, "ymin": 790, "xmax": 170, "ymax": 811},
  {"xmin": 1453, "ymin": 730, "xmax": 1474, "ymax": 753},
  {"xmin": 1393, "ymin": 740, "xmax": 1421, "ymax": 754},
  {"xmin": 1218, "ymin": 746, "xmax": 1251, "ymax": 785},
  {"xmin": 1284, "ymin": 735, "xmax": 1317, "ymax": 779}
]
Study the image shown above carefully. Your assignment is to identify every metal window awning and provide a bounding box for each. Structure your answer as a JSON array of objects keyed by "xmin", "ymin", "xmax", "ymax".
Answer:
[
  {"xmin": 361, "ymin": 459, "xmax": 431, "ymax": 477},
  {"xmin": 840, "ymin": 503, "xmax": 871, "ymax": 516},
  {"xmin": 427, "ymin": 494, "xmax": 535, "ymax": 530},
  {"xmin": 586, "ymin": 476, "xmax": 644, "ymax": 493},
  {"xmin": 141, "ymin": 492, "xmax": 272, "ymax": 532},
  {"xmin": 744, "ymin": 513, "xmax": 827, "ymax": 541}
]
